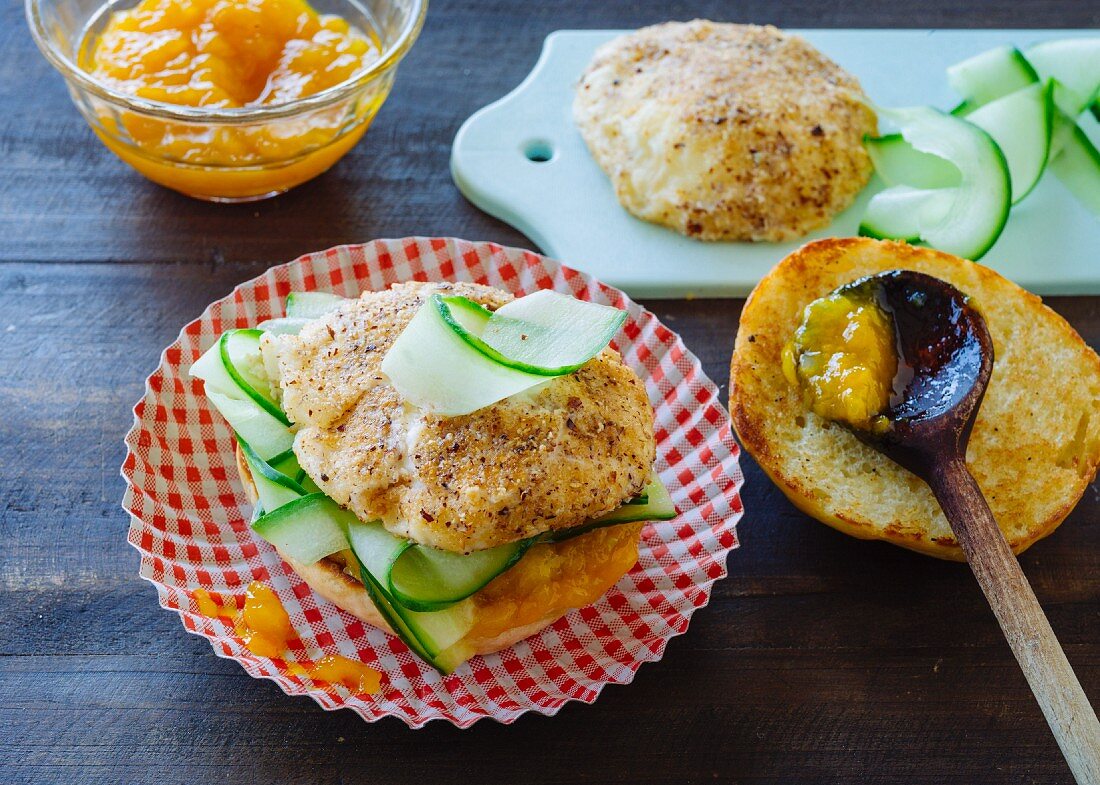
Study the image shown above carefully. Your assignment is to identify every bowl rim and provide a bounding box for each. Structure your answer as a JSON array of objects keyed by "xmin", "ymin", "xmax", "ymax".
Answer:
[{"xmin": 25, "ymin": 0, "xmax": 428, "ymax": 123}]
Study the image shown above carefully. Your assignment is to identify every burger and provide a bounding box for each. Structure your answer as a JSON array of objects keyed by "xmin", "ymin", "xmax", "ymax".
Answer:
[{"xmin": 192, "ymin": 280, "xmax": 672, "ymax": 672}]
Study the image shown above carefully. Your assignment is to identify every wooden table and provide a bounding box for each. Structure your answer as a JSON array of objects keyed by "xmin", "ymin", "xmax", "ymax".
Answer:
[{"xmin": 3, "ymin": 1, "xmax": 1098, "ymax": 782}]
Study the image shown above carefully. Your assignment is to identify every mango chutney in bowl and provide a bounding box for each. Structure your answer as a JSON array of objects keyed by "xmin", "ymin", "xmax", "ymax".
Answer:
[{"xmin": 27, "ymin": 0, "xmax": 426, "ymax": 201}]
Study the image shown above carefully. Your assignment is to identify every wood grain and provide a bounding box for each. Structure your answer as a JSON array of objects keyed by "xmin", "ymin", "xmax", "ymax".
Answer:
[
  {"xmin": 2, "ymin": 0, "xmax": 1099, "ymax": 783},
  {"xmin": 933, "ymin": 460, "xmax": 1100, "ymax": 784}
]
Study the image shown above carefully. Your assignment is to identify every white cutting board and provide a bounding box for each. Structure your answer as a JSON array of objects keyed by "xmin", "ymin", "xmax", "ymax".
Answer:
[{"xmin": 451, "ymin": 29, "xmax": 1100, "ymax": 299}]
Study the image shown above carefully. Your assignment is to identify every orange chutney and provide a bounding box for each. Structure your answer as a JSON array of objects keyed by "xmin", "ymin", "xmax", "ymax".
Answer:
[
  {"xmin": 469, "ymin": 522, "xmax": 645, "ymax": 643},
  {"xmin": 194, "ymin": 581, "xmax": 380, "ymax": 694},
  {"xmin": 81, "ymin": 0, "xmax": 384, "ymax": 199}
]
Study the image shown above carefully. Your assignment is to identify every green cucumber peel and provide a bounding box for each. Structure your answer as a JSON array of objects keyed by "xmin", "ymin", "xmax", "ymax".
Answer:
[
  {"xmin": 355, "ymin": 560, "xmax": 439, "ymax": 665},
  {"xmin": 284, "ymin": 291, "xmax": 348, "ymax": 320},
  {"xmin": 481, "ymin": 290, "xmax": 626, "ymax": 375},
  {"xmin": 859, "ymin": 186, "xmax": 951, "ymax": 243},
  {"xmin": 1049, "ymin": 114, "xmax": 1100, "ymax": 216},
  {"xmin": 1025, "ymin": 38, "xmax": 1100, "ymax": 118},
  {"xmin": 863, "ymin": 106, "xmax": 1011, "ymax": 260},
  {"xmin": 863, "ymin": 133, "xmax": 961, "ymax": 189},
  {"xmin": 382, "ymin": 290, "xmax": 626, "ymax": 416},
  {"xmin": 388, "ymin": 539, "xmax": 532, "ymax": 612},
  {"xmin": 219, "ymin": 329, "xmax": 290, "ymax": 425},
  {"xmin": 205, "ymin": 390, "xmax": 294, "ymax": 461},
  {"xmin": 257, "ymin": 317, "xmax": 314, "ymax": 336},
  {"xmin": 943, "ymin": 40, "xmax": 1099, "ymax": 218},
  {"xmin": 380, "ymin": 294, "xmax": 553, "ymax": 416},
  {"xmin": 343, "ymin": 517, "xmax": 473, "ymax": 669},
  {"xmin": 948, "ymin": 45, "xmax": 1039, "ymax": 110},
  {"xmin": 963, "ymin": 80, "xmax": 1054, "ymax": 204},
  {"xmin": 437, "ymin": 292, "xmax": 625, "ymax": 376},
  {"xmin": 189, "ymin": 336, "xmax": 238, "ymax": 398},
  {"xmin": 238, "ymin": 435, "xmax": 306, "ymax": 513},
  {"xmin": 269, "ymin": 450, "xmax": 303, "ymax": 481}
]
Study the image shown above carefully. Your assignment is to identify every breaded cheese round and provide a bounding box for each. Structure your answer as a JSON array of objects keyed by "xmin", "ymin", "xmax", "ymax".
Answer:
[
  {"xmin": 265, "ymin": 281, "xmax": 656, "ymax": 554},
  {"xmin": 573, "ymin": 21, "xmax": 877, "ymax": 242}
]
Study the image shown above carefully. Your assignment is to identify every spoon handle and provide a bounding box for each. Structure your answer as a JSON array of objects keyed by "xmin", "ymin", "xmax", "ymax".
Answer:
[{"xmin": 931, "ymin": 459, "xmax": 1100, "ymax": 785}]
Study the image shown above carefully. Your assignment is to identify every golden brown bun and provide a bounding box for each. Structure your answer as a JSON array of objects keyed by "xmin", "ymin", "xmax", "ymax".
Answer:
[
  {"xmin": 236, "ymin": 445, "xmax": 631, "ymax": 655},
  {"xmin": 730, "ymin": 238, "xmax": 1100, "ymax": 560}
]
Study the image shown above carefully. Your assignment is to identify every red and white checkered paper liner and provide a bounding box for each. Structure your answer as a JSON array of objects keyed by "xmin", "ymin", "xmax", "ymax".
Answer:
[{"xmin": 122, "ymin": 238, "xmax": 743, "ymax": 727}]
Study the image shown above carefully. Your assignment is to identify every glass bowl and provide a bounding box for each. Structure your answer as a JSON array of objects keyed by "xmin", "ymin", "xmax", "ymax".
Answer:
[{"xmin": 27, "ymin": 0, "xmax": 427, "ymax": 202}]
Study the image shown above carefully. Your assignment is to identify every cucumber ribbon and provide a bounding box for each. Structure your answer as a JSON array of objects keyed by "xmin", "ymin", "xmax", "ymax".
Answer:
[
  {"xmin": 861, "ymin": 37, "xmax": 1099, "ymax": 258},
  {"xmin": 381, "ymin": 290, "xmax": 627, "ymax": 416}
]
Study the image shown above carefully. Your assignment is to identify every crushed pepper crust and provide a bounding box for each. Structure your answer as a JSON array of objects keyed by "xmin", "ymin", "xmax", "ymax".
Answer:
[
  {"xmin": 267, "ymin": 282, "xmax": 656, "ymax": 553},
  {"xmin": 573, "ymin": 21, "xmax": 876, "ymax": 242}
]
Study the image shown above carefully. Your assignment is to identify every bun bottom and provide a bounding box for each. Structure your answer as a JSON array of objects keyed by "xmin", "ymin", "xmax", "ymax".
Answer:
[
  {"xmin": 731, "ymin": 237, "xmax": 1100, "ymax": 559},
  {"xmin": 236, "ymin": 445, "xmax": 639, "ymax": 657}
]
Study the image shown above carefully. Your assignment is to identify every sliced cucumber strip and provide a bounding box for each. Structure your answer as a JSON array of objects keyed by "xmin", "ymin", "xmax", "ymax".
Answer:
[
  {"xmin": 285, "ymin": 292, "xmax": 348, "ymax": 319},
  {"xmin": 479, "ymin": 291, "xmax": 626, "ymax": 375},
  {"xmin": 191, "ymin": 330, "xmax": 289, "ymax": 424},
  {"xmin": 257, "ymin": 317, "xmax": 314, "ymax": 336},
  {"xmin": 1049, "ymin": 116, "xmax": 1100, "ymax": 215},
  {"xmin": 344, "ymin": 518, "xmax": 474, "ymax": 669},
  {"xmin": 871, "ymin": 107, "xmax": 1011, "ymax": 260},
  {"xmin": 948, "ymin": 45, "xmax": 1039, "ymax": 111},
  {"xmin": 356, "ymin": 561, "xmax": 438, "ymax": 665},
  {"xmin": 859, "ymin": 186, "xmax": 953, "ymax": 242},
  {"xmin": 388, "ymin": 539, "xmax": 530, "ymax": 612},
  {"xmin": 588, "ymin": 475, "xmax": 676, "ymax": 525},
  {"xmin": 341, "ymin": 513, "xmax": 411, "ymax": 583},
  {"xmin": 269, "ymin": 450, "xmax": 303, "ymax": 481},
  {"xmin": 382, "ymin": 289, "xmax": 625, "ymax": 413},
  {"xmin": 438, "ymin": 293, "xmax": 624, "ymax": 376},
  {"xmin": 1025, "ymin": 38, "xmax": 1100, "ymax": 118},
  {"xmin": 964, "ymin": 80, "xmax": 1054, "ymax": 203},
  {"xmin": 206, "ymin": 390, "xmax": 294, "ymax": 461},
  {"xmin": 220, "ymin": 329, "xmax": 289, "ymax": 425},
  {"xmin": 864, "ymin": 134, "xmax": 961, "ymax": 189},
  {"xmin": 190, "ymin": 337, "xmax": 238, "ymax": 398},
  {"xmin": 381, "ymin": 295, "xmax": 552, "ymax": 416},
  {"xmin": 251, "ymin": 493, "xmax": 353, "ymax": 565},
  {"xmin": 298, "ymin": 472, "xmax": 323, "ymax": 495},
  {"xmin": 238, "ymin": 436, "xmax": 306, "ymax": 513}
]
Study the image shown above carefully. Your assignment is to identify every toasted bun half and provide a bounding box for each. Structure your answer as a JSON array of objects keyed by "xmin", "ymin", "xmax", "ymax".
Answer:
[
  {"xmin": 235, "ymin": 445, "xmax": 640, "ymax": 656},
  {"xmin": 730, "ymin": 238, "xmax": 1100, "ymax": 560}
]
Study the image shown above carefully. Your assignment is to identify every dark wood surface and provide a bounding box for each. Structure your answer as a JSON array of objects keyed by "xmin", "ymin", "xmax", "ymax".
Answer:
[{"xmin": 3, "ymin": 1, "xmax": 1098, "ymax": 783}]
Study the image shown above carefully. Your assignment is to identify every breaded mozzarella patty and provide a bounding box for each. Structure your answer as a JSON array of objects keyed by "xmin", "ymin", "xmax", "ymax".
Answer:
[
  {"xmin": 573, "ymin": 21, "xmax": 877, "ymax": 242},
  {"xmin": 264, "ymin": 282, "xmax": 656, "ymax": 554}
]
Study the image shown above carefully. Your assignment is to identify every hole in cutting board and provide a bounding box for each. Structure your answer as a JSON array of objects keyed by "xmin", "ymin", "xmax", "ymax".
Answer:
[{"xmin": 523, "ymin": 140, "xmax": 554, "ymax": 163}]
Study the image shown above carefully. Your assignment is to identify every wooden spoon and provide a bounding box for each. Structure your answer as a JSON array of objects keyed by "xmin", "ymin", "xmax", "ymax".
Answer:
[{"xmin": 851, "ymin": 270, "xmax": 1100, "ymax": 784}]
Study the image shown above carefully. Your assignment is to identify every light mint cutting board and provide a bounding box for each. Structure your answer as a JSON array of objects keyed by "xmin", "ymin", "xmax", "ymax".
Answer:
[{"xmin": 451, "ymin": 29, "xmax": 1100, "ymax": 299}]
